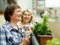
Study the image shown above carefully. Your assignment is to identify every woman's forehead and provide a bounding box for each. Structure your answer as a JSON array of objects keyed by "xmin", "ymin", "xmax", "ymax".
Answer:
[
  {"xmin": 24, "ymin": 12, "xmax": 31, "ymax": 15},
  {"xmin": 24, "ymin": 11, "xmax": 30, "ymax": 14}
]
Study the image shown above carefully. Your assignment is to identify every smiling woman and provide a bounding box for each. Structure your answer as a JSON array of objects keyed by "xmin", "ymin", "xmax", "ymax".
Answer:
[{"xmin": 0, "ymin": 4, "xmax": 31, "ymax": 45}]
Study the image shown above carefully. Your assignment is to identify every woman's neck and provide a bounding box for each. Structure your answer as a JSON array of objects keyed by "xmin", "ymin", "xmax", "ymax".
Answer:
[
  {"xmin": 21, "ymin": 21, "xmax": 28, "ymax": 25},
  {"xmin": 10, "ymin": 20, "xmax": 18, "ymax": 30}
]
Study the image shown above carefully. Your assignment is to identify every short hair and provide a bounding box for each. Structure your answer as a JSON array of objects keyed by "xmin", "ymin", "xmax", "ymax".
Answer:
[
  {"xmin": 4, "ymin": 4, "xmax": 21, "ymax": 22},
  {"xmin": 22, "ymin": 9, "xmax": 33, "ymax": 23}
]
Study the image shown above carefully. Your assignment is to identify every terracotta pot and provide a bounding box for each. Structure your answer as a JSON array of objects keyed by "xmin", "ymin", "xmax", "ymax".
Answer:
[{"xmin": 37, "ymin": 35, "xmax": 53, "ymax": 45}]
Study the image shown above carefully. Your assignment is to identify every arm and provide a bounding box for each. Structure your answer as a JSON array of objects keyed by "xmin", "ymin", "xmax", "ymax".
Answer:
[
  {"xmin": 19, "ymin": 37, "xmax": 30, "ymax": 45},
  {"xmin": 31, "ymin": 33, "xmax": 39, "ymax": 45},
  {"xmin": 0, "ymin": 27, "xmax": 7, "ymax": 45}
]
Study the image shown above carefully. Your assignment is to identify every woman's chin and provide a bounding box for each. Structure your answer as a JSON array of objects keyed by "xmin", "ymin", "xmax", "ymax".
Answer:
[{"xmin": 24, "ymin": 21, "xmax": 29, "ymax": 23}]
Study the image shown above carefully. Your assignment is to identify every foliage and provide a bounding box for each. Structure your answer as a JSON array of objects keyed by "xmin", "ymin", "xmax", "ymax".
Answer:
[
  {"xmin": 46, "ymin": 38, "xmax": 60, "ymax": 45},
  {"xmin": 34, "ymin": 15, "xmax": 52, "ymax": 35}
]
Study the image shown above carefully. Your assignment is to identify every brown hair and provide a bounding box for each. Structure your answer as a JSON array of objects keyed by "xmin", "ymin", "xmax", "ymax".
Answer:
[
  {"xmin": 4, "ymin": 4, "xmax": 21, "ymax": 22},
  {"xmin": 22, "ymin": 9, "xmax": 33, "ymax": 23}
]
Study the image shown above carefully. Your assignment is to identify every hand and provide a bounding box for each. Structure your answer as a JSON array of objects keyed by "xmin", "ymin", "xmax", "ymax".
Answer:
[
  {"xmin": 24, "ymin": 30, "xmax": 32, "ymax": 37},
  {"xmin": 23, "ymin": 26, "xmax": 31, "ymax": 31},
  {"xmin": 19, "ymin": 37, "xmax": 30, "ymax": 45},
  {"xmin": 35, "ymin": 21, "xmax": 39, "ymax": 24}
]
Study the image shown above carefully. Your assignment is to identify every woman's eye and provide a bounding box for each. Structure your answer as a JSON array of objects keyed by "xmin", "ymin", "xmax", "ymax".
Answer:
[
  {"xmin": 23, "ymin": 13, "xmax": 26, "ymax": 15},
  {"xmin": 18, "ymin": 10, "xmax": 22, "ymax": 12},
  {"xmin": 23, "ymin": 14, "xmax": 27, "ymax": 16},
  {"xmin": 27, "ymin": 14, "xmax": 30, "ymax": 17}
]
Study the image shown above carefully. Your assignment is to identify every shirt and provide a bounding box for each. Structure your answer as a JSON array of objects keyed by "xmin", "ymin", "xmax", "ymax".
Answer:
[
  {"xmin": 17, "ymin": 22, "xmax": 35, "ymax": 37},
  {"xmin": 0, "ymin": 21, "xmax": 24, "ymax": 45},
  {"xmin": 17, "ymin": 21, "xmax": 34, "ymax": 29}
]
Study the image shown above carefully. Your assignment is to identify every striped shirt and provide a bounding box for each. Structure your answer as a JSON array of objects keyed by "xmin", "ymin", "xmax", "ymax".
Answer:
[{"xmin": 0, "ymin": 21, "xmax": 24, "ymax": 45}]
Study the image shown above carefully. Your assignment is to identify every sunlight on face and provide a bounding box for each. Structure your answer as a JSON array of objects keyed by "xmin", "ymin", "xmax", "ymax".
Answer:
[
  {"xmin": 10, "ymin": 8, "xmax": 22, "ymax": 22},
  {"xmin": 22, "ymin": 11, "xmax": 32, "ymax": 23}
]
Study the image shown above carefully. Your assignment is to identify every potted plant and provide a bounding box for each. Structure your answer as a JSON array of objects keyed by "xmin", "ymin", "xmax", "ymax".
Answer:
[
  {"xmin": 34, "ymin": 15, "xmax": 53, "ymax": 45},
  {"xmin": 46, "ymin": 38, "xmax": 60, "ymax": 45}
]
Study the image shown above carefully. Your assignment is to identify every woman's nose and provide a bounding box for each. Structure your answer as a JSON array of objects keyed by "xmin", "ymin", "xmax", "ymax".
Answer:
[
  {"xmin": 20, "ymin": 12, "xmax": 22, "ymax": 15},
  {"xmin": 26, "ymin": 15, "xmax": 29, "ymax": 17}
]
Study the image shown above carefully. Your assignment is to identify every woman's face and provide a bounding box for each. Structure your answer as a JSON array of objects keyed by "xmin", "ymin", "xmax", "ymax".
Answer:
[
  {"xmin": 10, "ymin": 8, "xmax": 22, "ymax": 22},
  {"xmin": 22, "ymin": 11, "xmax": 32, "ymax": 23}
]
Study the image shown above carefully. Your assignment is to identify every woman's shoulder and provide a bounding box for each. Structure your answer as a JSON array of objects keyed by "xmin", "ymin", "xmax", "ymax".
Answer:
[
  {"xmin": 24, "ymin": 22, "xmax": 35, "ymax": 28},
  {"xmin": 0, "ymin": 24, "xmax": 6, "ymax": 32},
  {"xmin": 29, "ymin": 22, "xmax": 35, "ymax": 26}
]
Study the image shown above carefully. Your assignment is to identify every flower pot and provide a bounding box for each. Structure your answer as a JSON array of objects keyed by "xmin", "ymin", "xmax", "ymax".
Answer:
[{"xmin": 37, "ymin": 35, "xmax": 53, "ymax": 45}]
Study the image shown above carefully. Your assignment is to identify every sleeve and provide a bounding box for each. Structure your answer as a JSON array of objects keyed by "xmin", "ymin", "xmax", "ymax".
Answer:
[
  {"xmin": 31, "ymin": 33, "xmax": 39, "ymax": 45},
  {"xmin": 5, "ymin": 29, "xmax": 21, "ymax": 45},
  {"xmin": 7, "ymin": 36, "xmax": 20, "ymax": 45},
  {"xmin": 29, "ymin": 22, "xmax": 35, "ymax": 30},
  {"xmin": 30, "ymin": 22, "xmax": 34, "ymax": 27},
  {"xmin": 5, "ymin": 29, "xmax": 19, "ymax": 45},
  {"xmin": 0, "ymin": 27, "xmax": 7, "ymax": 45}
]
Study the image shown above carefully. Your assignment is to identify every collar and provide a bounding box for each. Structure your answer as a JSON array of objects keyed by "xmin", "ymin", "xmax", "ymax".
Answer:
[
  {"xmin": 3, "ymin": 21, "xmax": 22, "ymax": 32},
  {"xmin": 4, "ymin": 21, "xmax": 14, "ymax": 31}
]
